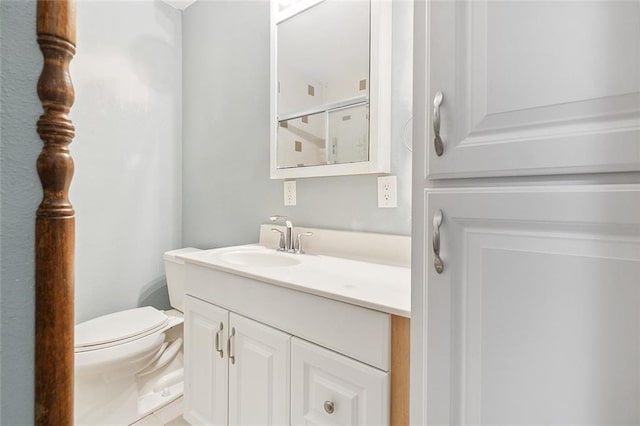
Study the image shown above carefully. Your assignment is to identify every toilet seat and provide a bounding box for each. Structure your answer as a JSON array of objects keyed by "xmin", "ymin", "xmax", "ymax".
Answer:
[{"xmin": 75, "ymin": 306, "xmax": 169, "ymax": 353}]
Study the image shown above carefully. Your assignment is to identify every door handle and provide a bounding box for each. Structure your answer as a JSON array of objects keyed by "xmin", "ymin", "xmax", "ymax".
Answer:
[
  {"xmin": 214, "ymin": 322, "xmax": 224, "ymax": 358},
  {"xmin": 433, "ymin": 209, "xmax": 444, "ymax": 273},
  {"xmin": 433, "ymin": 91, "xmax": 444, "ymax": 156},
  {"xmin": 227, "ymin": 327, "xmax": 236, "ymax": 365}
]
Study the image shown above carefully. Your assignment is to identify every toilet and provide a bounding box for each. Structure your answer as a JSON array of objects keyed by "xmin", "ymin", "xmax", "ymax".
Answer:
[{"xmin": 74, "ymin": 248, "xmax": 200, "ymax": 426}]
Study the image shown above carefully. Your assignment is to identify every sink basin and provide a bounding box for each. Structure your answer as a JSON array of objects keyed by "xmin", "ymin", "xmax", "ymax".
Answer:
[{"xmin": 219, "ymin": 250, "xmax": 300, "ymax": 267}]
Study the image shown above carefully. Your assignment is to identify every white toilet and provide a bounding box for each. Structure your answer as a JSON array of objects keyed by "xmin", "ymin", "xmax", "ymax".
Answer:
[{"xmin": 74, "ymin": 248, "xmax": 200, "ymax": 426}]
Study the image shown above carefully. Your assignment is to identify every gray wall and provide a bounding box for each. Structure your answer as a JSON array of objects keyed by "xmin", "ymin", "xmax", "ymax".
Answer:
[
  {"xmin": 0, "ymin": 2, "xmax": 40, "ymax": 423},
  {"xmin": 0, "ymin": 1, "xmax": 412, "ymax": 421},
  {"xmin": 183, "ymin": 1, "xmax": 413, "ymax": 249},
  {"xmin": 0, "ymin": 1, "xmax": 183, "ymax": 421},
  {"xmin": 70, "ymin": 1, "xmax": 183, "ymax": 323}
]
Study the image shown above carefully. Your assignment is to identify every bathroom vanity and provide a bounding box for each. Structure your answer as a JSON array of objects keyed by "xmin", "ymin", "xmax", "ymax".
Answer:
[{"xmin": 177, "ymin": 227, "xmax": 410, "ymax": 426}]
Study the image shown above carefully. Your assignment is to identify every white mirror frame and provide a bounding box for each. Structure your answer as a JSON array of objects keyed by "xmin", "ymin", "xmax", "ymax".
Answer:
[{"xmin": 270, "ymin": 0, "xmax": 392, "ymax": 179}]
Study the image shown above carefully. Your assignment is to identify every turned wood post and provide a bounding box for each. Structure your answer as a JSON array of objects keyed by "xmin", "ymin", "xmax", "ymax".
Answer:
[{"xmin": 35, "ymin": 1, "xmax": 76, "ymax": 424}]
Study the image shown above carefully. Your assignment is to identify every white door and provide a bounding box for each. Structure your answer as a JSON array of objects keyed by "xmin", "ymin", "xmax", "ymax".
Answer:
[
  {"xmin": 183, "ymin": 296, "xmax": 228, "ymax": 426},
  {"xmin": 421, "ymin": 187, "xmax": 640, "ymax": 424},
  {"xmin": 228, "ymin": 313, "xmax": 291, "ymax": 426},
  {"xmin": 424, "ymin": 1, "xmax": 640, "ymax": 179},
  {"xmin": 291, "ymin": 337, "xmax": 389, "ymax": 426}
]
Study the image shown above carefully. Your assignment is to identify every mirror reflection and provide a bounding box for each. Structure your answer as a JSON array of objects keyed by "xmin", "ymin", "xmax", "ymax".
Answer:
[
  {"xmin": 276, "ymin": 0, "xmax": 370, "ymax": 169},
  {"xmin": 277, "ymin": 103, "xmax": 369, "ymax": 168}
]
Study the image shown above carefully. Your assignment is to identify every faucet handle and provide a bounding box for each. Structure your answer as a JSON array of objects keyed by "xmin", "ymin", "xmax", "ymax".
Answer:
[
  {"xmin": 271, "ymin": 228, "xmax": 285, "ymax": 251},
  {"xmin": 295, "ymin": 232, "xmax": 313, "ymax": 254}
]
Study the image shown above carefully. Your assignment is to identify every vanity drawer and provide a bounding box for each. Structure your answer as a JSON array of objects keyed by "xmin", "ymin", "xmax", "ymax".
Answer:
[
  {"xmin": 185, "ymin": 264, "xmax": 391, "ymax": 370},
  {"xmin": 291, "ymin": 337, "xmax": 389, "ymax": 426}
]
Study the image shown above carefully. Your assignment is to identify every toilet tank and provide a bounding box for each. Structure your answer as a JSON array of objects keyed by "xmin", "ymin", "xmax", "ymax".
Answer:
[{"xmin": 163, "ymin": 248, "xmax": 201, "ymax": 312}]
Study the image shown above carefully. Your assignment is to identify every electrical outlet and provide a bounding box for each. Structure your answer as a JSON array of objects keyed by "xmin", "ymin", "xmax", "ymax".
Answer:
[
  {"xmin": 377, "ymin": 176, "xmax": 397, "ymax": 208},
  {"xmin": 284, "ymin": 180, "xmax": 297, "ymax": 206}
]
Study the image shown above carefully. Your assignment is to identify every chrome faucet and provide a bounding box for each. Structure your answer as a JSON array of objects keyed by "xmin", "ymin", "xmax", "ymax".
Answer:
[{"xmin": 270, "ymin": 215, "xmax": 294, "ymax": 252}]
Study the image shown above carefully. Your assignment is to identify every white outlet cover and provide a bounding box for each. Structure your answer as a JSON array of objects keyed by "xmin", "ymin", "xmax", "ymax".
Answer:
[
  {"xmin": 377, "ymin": 176, "xmax": 397, "ymax": 208},
  {"xmin": 284, "ymin": 180, "xmax": 297, "ymax": 206}
]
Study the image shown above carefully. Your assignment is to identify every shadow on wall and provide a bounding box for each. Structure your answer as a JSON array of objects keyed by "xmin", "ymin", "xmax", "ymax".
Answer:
[{"xmin": 138, "ymin": 277, "xmax": 171, "ymax": 310}]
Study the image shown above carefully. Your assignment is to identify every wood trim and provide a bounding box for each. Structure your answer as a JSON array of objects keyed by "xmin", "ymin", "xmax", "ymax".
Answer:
[
  {"xmin": 391, "ymin": 315, "xmax": 410, "ymax": 426},
  {"xmin": 35, "ymin": 1, "xmax": 76, "ymax": 424}
]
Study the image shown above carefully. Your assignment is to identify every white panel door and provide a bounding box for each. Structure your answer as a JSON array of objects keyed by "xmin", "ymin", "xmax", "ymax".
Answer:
[
  {"xmin": 228, "ymin": 313, "xmax": 291, "ymax": 426},
  {"xmin": 183, "ymin": 296, "xmax": 228, "ymax": 426},
  {"xmin": 425, "ymin": 1, "xmax": 640, "ymax": 178},
  {"xmin": 423, "ymin": 186, "xmax": 640, "ymax": 425},
  {"xmin": 291, "ymin": 337, "xmax": 389, "ymax": 426}
]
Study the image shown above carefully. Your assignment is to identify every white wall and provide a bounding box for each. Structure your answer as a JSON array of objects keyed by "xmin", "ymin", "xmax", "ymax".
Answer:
[
  {"xmin": 183, "ymin": 0, "xmax": 412, "ymax": 249},
  {"xmin": 70, "ymin": 1, "xmax": 183, "ymax": 323}
]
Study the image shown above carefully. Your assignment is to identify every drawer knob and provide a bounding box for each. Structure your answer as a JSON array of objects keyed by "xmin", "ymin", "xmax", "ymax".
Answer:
[{"xmin": 323, "ymin": 400, "xmax": 335, "ymax": 414}]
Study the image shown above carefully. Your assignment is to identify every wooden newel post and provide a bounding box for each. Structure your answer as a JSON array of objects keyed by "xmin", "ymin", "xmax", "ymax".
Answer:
[{"xmin": 35, "ymin": 1, "xmax": 76, "ymax": 424}]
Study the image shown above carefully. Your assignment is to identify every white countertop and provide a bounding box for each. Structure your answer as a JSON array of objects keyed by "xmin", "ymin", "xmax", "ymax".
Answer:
[{"xmin": 177, "ymin": 244, "xmax": 411, "ymax": 318}]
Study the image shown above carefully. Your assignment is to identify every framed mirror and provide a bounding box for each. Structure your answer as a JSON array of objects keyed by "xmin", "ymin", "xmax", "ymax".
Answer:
[{"xmin": 270, "ymin": 0, "xmax": 391, "ymax": 178}]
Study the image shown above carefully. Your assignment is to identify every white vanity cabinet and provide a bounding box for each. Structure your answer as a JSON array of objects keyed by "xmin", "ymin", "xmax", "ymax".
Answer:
[
  {"xmin": 424, "ymin": 1, "xmax": 640, "ymax": 179},
  {"xmin": 422, "ymin": 187, "xmax": 640, "ymax": 424},
  {"xmin": 183, "ymin": 295, "xmax": 290, "ymax": 426},
  {"xmin": 183, "ymin": 296, "xmax": 227, "ymax": 425},
  {"xmin": 227, "ymin": 313, "xmax": 290, "ymax": 425},
  {"xmin": 182, "ymin": 262, "xmax": 408, "ymax": 426},
  {"xmin": 414, "ymin": 1, "xmax": 640, "ymax": 423},
  {"xmin": 291, "ymin": 338, "xmax": 389, "ymax": 425}
]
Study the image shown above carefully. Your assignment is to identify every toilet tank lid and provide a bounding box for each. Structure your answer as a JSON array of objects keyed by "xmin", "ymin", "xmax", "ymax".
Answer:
[{"xmin": 75, "ymin": 307, "xmax": 169, "ymax": 349}]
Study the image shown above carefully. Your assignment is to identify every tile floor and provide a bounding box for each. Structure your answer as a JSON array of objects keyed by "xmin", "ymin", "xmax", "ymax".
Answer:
[{"xmin": 131, "ymin": 396, "xmax": 189, "ymax": 426}]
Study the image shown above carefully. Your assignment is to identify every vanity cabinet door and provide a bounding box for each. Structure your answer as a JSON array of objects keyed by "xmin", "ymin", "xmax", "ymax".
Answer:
[
  {"xmin": 228, "ymin": 313, "xmax": 291, "ymax": 426},
  {"xmin": 424, "ymin": 1, "xmax": 640, "ymax": 179},
  {"xmin": 423, "ymin": 187, "xmax": 640, "ymax": 424},
  {"xmin": 183, "ymin": 296, "xmax": 228, "ymax": 426},
  {"xmin": 291, "ymin": 337, "xmax": 389, "ymax": 426}
]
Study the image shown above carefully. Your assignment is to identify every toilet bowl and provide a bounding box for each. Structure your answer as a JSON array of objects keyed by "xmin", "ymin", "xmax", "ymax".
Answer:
[{"xmin": 74, "ymin": 247, "xmax": 200, "ymax": 426}]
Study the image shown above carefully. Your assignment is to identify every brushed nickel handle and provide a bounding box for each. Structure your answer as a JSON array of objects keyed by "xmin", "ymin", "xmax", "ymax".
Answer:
[
  {"xmin": 214, "ymin": 322, "xmax": 224, "ymax": 358},
  {"xmin": 227, "ymin": 327, "xmax": 236, "ymax": 365},
  {"xmin": 433, "ymin": 91, "xmax": 444, "ymax": 156},
  {"xmin": 323, "ymin": 401, "xmax": 335, "ymax": 414},
  {"xmin": 433, "ymin": 209, "xmax": 444, "ymax": 274}
]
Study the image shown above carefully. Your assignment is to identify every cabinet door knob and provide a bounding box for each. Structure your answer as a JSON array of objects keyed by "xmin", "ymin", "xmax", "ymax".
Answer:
[
  {"xmin": 323, "ymin": 400, "xmax": 335, "ymax": 414},
  {"xmin": 214, "ymin": 322, "xmax": 224, "ymax": 358},
  {"xmin": 433, "ymin": 209, "xmax": 444, "ymax": 273},
  {"xmin": 433, "ymin": 91, "xmax": 444, "ymax": 156}
]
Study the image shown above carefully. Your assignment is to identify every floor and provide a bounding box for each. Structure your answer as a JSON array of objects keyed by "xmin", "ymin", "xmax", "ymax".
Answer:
[{"xmin": 131, "ymin": 396, "xmax": 190, "ymax": 426}]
